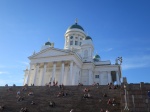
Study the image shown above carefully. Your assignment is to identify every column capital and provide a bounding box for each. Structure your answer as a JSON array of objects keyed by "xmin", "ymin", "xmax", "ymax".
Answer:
[
  {"xmin": 53, "ymin": 61, "xmax": 57, "ymax": 64},
  {"xmin": 70, "ymin": 60, "xmax": 74, "ymax": 62},
  {"xmin": 44, "ymin": 62, "xmax": 48, "ymax": 65},
  {"xmin": 61, "ymin": 61, "xmax": 65, "ymax": 64},
  {"xmin": 36, "ymin": 63, "xmax": 40, "ymax": 66}
]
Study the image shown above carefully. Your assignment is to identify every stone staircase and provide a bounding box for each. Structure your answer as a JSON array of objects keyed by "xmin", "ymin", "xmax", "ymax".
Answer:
[
  {"xmin": 0, "ymin": 85, "xmax": 121, "ymax": 112},
  {"xmin": 120, "ymin": 83, "xmax": 150, "ymax": 112}
]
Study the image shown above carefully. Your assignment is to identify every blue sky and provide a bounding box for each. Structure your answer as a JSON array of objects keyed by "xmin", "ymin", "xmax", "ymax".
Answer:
[{"xmin": 0, "ymin": 0, "xmax": 150, "ymax": 86}]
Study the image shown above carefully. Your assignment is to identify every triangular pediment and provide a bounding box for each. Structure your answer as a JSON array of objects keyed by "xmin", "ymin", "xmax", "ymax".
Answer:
[{"xmin": 29, "ymin": 48, "xmax": 71, "ymax": 59}]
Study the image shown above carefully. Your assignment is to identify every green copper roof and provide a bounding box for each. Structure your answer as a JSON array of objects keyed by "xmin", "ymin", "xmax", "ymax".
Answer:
[
  {"xmin": 94, "ymin": 54, "xmax": 100, "ymax": 59},
  {"xmin": 85, "ymin": 36, "xmax": 92, "ymax": 40},
  {"xmin": 45, "ymin": 41, "xmax": 51, "ymax": 46},
  {"xmin": 68, "ymin": 23, "xmax": 84, "ymax": 31}
]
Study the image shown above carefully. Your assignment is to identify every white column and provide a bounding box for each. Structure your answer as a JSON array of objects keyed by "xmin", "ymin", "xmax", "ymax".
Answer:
[
  {"xmin": 88, "ymin": 69, "xmax": 93, "ymax": 85},
  {"xmin": 23, "ymin": 74, "xmax": 27, "ymax": 85},
  {"xmin": 107, "ymin": 71, "xmax": 112, "ymax": 83},
  {"xmin": 33, "ymin": 64, "xmax": 39, "ymax": 85},
  {"xmin": 116, "ymin": 71, "xmax": 120, "ymax": 85},
  {"xmin": 23, "ymin": 69, "xmax": 28, "ymax": 85},
  {"xmin": 41, "ymin": 63, "xmax": 47, "ymax": 86},
  {"xmin": 72, "ymin": 64, "xmax": 77, "ymax": 85},
  {"xmin": 69, "ymin": 61, "xmax": 73, "ymax": 85},
  {"xmin": 59, "ymin": 62, "xmax": 64, "ymax": 85},
  {"xmin": 51, "ymin": 62, "xmax": 56, "ymax": 82},
  {"xmin": 26, "ymin": 65, "xmax": 32, "ymax": 85}
]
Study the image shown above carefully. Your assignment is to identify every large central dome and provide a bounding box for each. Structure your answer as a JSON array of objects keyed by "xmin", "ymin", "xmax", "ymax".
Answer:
[{"xmin": 67, "ymin": 23, "xmax": 84, "ymax": 31}]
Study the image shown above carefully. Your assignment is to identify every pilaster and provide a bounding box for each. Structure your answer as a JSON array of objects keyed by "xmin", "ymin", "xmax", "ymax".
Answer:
[
  {"xmin": 69, "ymin": 61, "xmax": 73, "ymax": 85},
  {"xmin": 33, "ymin": 63, "xmax": 39, "ymax": 85},
  {"xmin": 107, "ymin": 71, "xmax": 112, "ymax": 83},
  {"xmin": 59, "ymin": 61, "xmax": 65, "ymax": 85},
  {"xmin": 51, "ymin": 62, "xmax": 56, "ymax": 82},
  {"xmin": 41, "ymin": 63, "xmax": 47, "ymax": 86}
]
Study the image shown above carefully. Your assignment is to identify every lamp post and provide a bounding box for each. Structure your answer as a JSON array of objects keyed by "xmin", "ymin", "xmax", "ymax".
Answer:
[
  {"xmin": 117, "ymin": 57, "xmax": 123, "ymax": 85},
  {"xmin": 124, "ymin": 85, "xmax": 129, "ymax": 111},
  {"xmin": 117, "ymin": 57, "xmax": 122, "ymax": 65}
]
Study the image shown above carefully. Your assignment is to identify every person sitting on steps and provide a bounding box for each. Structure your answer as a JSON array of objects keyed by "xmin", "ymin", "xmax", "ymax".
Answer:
[
  {"xmin": 0, "ymin": 105, "xmax": 5, "ymax": 110},
  {"xmin": 55, "ymin": 81, "xmax": 58, "ymax": 86},
  {"xmin": 83, "ymin": 93, "xmax": 91, "ymax": 99},
  {"xmin": 22, "ymin": 87, "xmax": 27, "ymax": 91},
  {"xmin": 17, "ymin": 96, "xmax": 23, "ymax": 102},
  {"xmin": 100, "ymin": 108, "xmax": 104, "ymax": 112},
  {"xmin": 103, "ymin": 93, "xmax": 107, "ymax": 97},
  {"xmin": 112, "ymin": 98, "xmax": 117, "ymax": 106},
  {"xmin": 57, "ymin": 92, "xmax": 62, "ymax": 97},
  {"xmin": 62, "ymin": 91, "xmax": 68, "ymax": 97},
  {"xmin": 17, "ymin": 90, "xmax": 20, "ymax": 95},
  {"xmin": 31, "ymin": 101, "xmax": 35, "ymax": 105},
  {"xmin": 70, "ymin": 109, "xmax": 74, "ymax": 112},
  {"xmin": 28, "ymin": 91, "xmax": 34, "ymax": 96},
  {"xmin": 13, "ymin": 84, "xmax": 16, "ymax": 87},
  {"xmin": 83, "ymin": 94, "xmax": 88, "ymax": 99},
  {"xmin": 107, "ymin": 99, "xmax": 112, "ymax": 105},
  {"xmin": 87, "ymin": 93, "xmax": 91, "ymax": 98},
  {"xmin": 49, "ymin": 101, "xmax": 55, "ymax": 107},
  {"xmin": 92, "ymin": 82, "xmax": 96, "ymax": 86},
  {"xmin": 5, "ymin": 84, "xmax": 8, "ymax": 87},
  {"xmin": 83, "ymin": 88, "xmax": 89, "ymax": 92},
  {"xmin": 105, "ymin": 109, "xmax": 109, "ymax": 112},
  {"xmin": 20, "ymin": 107, "xmax": 27, "ymax": 112}
]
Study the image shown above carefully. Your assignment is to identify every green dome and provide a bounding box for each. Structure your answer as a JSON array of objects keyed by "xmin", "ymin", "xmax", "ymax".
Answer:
[
  {"xmin": 45, "ymin": 41, "xmax": 51, "ymax": 46},
  {"xmin": 94, "ymin": 54, "xmax": 100, "ymax": 59},
  {"xmin": 93, "ymin": 54, "xmax": 100, "ymax": 62},
  {"xmin": 85, "ymin": 36, "xmax": 92, "ymax": 40},
  {"xmin": 68, "ymin": 23, "xmax": 84, "ymax": 31}
]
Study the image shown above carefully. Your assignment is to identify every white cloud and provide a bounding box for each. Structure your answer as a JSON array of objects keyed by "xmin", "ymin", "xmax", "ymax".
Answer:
[
  {"xmin": 20, "ymin": 61, "xmax": 29, "ymax": 65},
  {"xmin": 0, "ymin": 71, "xmax": 9, "ymax": 75},
  {"xmin": 122, "ymin": 55, "xmax": 150, "ymax": 70},
  {"xmin": 100, "ymin": 48, "xmax": 113, "ymax": 52},
  {"xmin": 105, "ymin": 48, "xmax": 113, "ymax": 52}
]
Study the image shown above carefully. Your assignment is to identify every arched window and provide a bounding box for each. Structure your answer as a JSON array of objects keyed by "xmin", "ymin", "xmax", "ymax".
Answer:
[{"xmin": 84, "ymin": 50, "xmax": 88, "ymax": 58}]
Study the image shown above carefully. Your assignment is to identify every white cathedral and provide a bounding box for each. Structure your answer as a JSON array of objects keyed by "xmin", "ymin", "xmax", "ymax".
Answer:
[{"xmin": 23, "ymin": 20, "xmax": 122, "ymax": 86}]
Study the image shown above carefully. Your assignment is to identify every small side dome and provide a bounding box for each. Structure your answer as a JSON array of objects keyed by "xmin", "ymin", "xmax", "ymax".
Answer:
[
  {"xmin": 85, "ymin": 36, "xmax": 92, "ymax": 40},
  {"xmin": 93, "ymin": 54, "xmax": 101, "ymax": 62},
  {"xmin": 45, "ymin": 41, "xmax": 51, "ymax": 46},
  {"xmin": 67, "ymin": 23, "xmax": 84, "ymax": 31},
  {"xmin": 94, "ymin": 54, "xmax": 100, "ymax": 59}
]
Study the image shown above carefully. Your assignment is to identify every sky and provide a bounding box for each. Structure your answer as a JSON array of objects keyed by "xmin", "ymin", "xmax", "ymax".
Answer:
[{"xmin": 0, "ymin": 0, "xmax": 150, "ymax": 86}]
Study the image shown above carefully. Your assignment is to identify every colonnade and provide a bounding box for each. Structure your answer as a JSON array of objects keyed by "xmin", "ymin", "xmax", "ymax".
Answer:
[
  {"xmin": 25, "ymin": 61, "xmax": 75, "ymax": 86},
  {"xmin": 24, "ymin": 62, "xmax": 121, "ymax": 86}
]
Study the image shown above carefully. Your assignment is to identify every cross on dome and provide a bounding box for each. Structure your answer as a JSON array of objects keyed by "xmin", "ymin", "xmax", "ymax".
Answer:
[{"xmin": 75, "ymin": 18, "xmax": 78, "ymax": 24}]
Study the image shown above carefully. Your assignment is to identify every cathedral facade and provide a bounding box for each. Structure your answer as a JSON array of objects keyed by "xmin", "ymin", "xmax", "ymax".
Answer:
[{"xmin": 23, "ymin": 21, "xmax": 122, "ymax": 86}]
